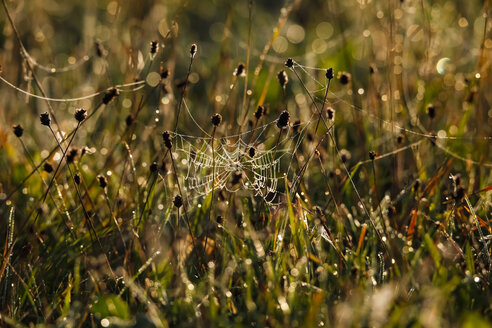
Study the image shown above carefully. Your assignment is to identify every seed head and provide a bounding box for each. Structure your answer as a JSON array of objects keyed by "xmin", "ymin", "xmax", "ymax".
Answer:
[
  {"xmin": 74, "ymin": 174, "xmax": 81, "ymax": 185},
  {"xmin": 254, "ymin": 105, "xmax": 265, "ymax": 119},
  {"xmin": 173, "ymin": 195, "xmax": 183, "ymax": 208},
  {"xmin": 249, "ymin": 147, "xmax": 256, "ymax": 158},
  {"xmin": 397, "ymin": 134, "xmax": 405, "ymax": 144},
  {"xmin": 285, "ymin": 58, "xmax": 294, "ymax": 68},
  {"xmin": 338, "ymin": 72, "xmax": 351, "ymax": 85},
  {"xmin": 211, "ymin": 113, "xmax": 222, "ymax": 127},
  {"xmin": 326, "ymin": 67, "xmax": 334, "ymax": 80},
  {"xmin": 43, "ymin": 162, "xmax": 53, "ymax": 173},
  {"xmin": 102, "ymin": 87, "xmax": 119, "ymax": 105},
  {"xmin": 162, "ymin": 131, "xmax": 173, "ymax": 149},
  {"xmin": 216, "ymin": 215, "xmax": 223, "ymax": 224},
  {"xmin": 66, "ymin": 148, "xmax": 79, "ymax": 164},
  {"xmin": 74, "ymin": 108, "xmax": 87, "ymax": 122},
  {"xmin": 150, "ymin": 161, "xmax": 158, "ymax": 173},
  {"xmin": 276, "ymin": 110, "xmax": 290, "ymax": 129},
  {"xmin": 190, "ymin": 43, "xmax": 197, "ymax": 58},
  {"xmin": 12, "ymin": 124, "xmax": 23, "ymax": 137},
  {"xmin": 125, "ymin": 114, "xmax": 134, "ymax": 127},
  {"xmin": 369, "ymin": 151, "xmax": 377, "ymax": 160},
  {"xmin": 340, "ymin": 149, "xmax": 351, "ymax": 163},
  {"xmin": 413, "ymin": 179, "xmax": 421, "ymax": 193},
  {"xmin": 40, "ymin": 112, "xmax": 51, "ymax": 126},
  {"xmin": 97, "ymin": 175, "xmax": 108, "ymax": 188},
  {"xmin": 426, "ymin": 104, "xmax": 436, "ymax": 119},
  {"xmin": 234, "ymin": 63, "xmax": 246, "ymax": 77},
  {"xmin": 160, "ymin": 67, "xmax": 169, "ymax": 79},
  {"xmin": 150, "ymin": 40, "xmax": 159, "ymax": 55},
  {"xmin": 326, "ymin": 107, "xmax": 335, "ymax": 121},
  {"xmin": 277, "ymin": 70, "xmax": 288, "ymax": 87}
]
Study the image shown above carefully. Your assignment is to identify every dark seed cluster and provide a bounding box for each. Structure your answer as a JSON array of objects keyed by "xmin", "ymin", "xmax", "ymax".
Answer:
[
  {"xmin": 173, "ymin": 195, "xmax": 183, "ymax": 208},
  {"xmin": 285, "ymin": 58, "xmax": 294, "ymax": 68},
  {"xmin": 13, "ymin": 124, "xmax": 24, "ymax": 137},
  {"xmin": 40, "ymin": 112, "xmax": 51, "ymax": 126},
  {"xmin": 102, "ymin": 87, "xmax": 119, "ymax": 105},
  {"xmin": 326, "ymin": 67, "xmax": 334, "ymax": 80},
  {"xmin": 211, "ymin": 113, "xmax": 222, "ymax": 127},
  {"xmin": 97, "ymin": 175, "xmax": 108, "ymax": 188},
  {"xmin": 234, "ymin": 63, "xmax": 245, "ymax": 77},
  {"xmin": 277, "ymin": 110, "xmax": 290, "ymax": 129},
  {"xmin": 277, "ymin": 70, "xmax": 288, "ymax": 87},
  {"xmin": 74, "ymin": 108, "xmax": 87, "ymax": 122},
  {"xmin": 162, "ymin": 131, "xmax": 173, "ymax": 149}
]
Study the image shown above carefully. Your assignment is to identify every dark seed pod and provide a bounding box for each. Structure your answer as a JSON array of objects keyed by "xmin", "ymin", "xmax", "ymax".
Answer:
[
  {"xmin": 190, "ymin": 43, "xmax": 197, "ymax": 58},
  {"xmin": 413, "ymin": 179, "xmax": 421, "ymax": 193},
  {"xmin": 74, "ymin": 174, "xmax": 81, "ymax": 185},
  {"xmin": 426, "ymin": 104, "xmax": 436, "ymax": 119},
  {"xmin": 162, "ymin": 131, "xmax": 173, "ymax": 149},
  {"xmin": 285, "ymin": 58, "xmax": 294, "ymax": 68},
  {"xmin": 173, "ymin": 195, "xmax": 183, "ymax": 208},
  {"xmin": 277, "ymin": 70, "xmax": 288, "ymax": 87},
  {"xmin": 211, "ymin": 113, "xmax": 222, "ymax": 127},
  {"xmin": 234, "ymin": 63, "xmax": 245, "ymax": 77},
  {"xmin": 102, "ymin": 87, "xmax": 119, "ymax": 105},
  {"xmin": 66, "ymin": 148, "xmax": 79, "ymax": 164},
  {"xmin": 98, "ymin": 175, "xmax": 108, "ymax": 188},
  {"xmin": 397, "ymin": 134, "xmax": 405, "ymax": 144},
  {"xmin": 276, "ymin": 110, "xmax": 290, "ymax": 129},
  {"xmin": 160, "ymin": 65, "xmax": 169, "ymax": 79},
  {"xmin": 150, "ymin": 40, "xmax": 159, "ymax": 55},
  {"xmin": 326, "ymin": 107, "xmax": 335, "ymax": 121},
  {"xmin": 74, "ymin": 108, "xmax": 87, "ymax": 122},
  {"xmin": 125, "ymin": 114, "xmax": 134, "ymax": 127},
  {"xmin": 43, "ymin": 162, "xmax": 53, "ymax": 173},
  {"xmin": 369, "ymin": 65, "xmax": 376, "ymax": 74},
  {"xmin": 338, "ymin": 72, "xmax": 351, "ymax": 85},
  {"xmin": 12, "ymin": 124, "xmax": 24, "ymax": 137},
  {"xmin": 326, "ymin": 67, "xmax": 334, "ymax": 80},
  {"xmin": 369, "ymin": 151, "xmax": 377, "ymax": 160},
  {"xmin": 340, "ymin": 149, "xmax": 351, "ymax": 163},
  {"xmin": 254, "ymin": 106, "xmax": 264, "ymax": 119},
  {"xmin": 150, "ymin": 161, "xmax": 158, "ymax": 173},
  {"xmin": 216, "ymin": 215, "xmax": 223, "ymax": 224},
  {"xmin": 249, "ymin": 147, "xmax": 256, "ymax": 158},
  {"xmin": 40, "ymin": 112, "xmax": 51, "ymax": 126}
]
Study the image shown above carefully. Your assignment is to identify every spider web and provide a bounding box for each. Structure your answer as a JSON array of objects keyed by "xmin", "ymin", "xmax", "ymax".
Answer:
[{"xmin": 172, "ymin": 128, "xmax": 295, "ymax": 205}]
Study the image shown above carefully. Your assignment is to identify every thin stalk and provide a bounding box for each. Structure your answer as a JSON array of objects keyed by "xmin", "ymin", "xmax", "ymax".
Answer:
[
  {"xmin": 173, "ymin": 54, "xmax": 195, "ymax": 132},
  {"xmin": 371, "ymin": 159, "xmax": 387, "ymax": 234},
  {"xmin": 168, "ymin": 148, "xmax": 196, "ymax": 249}
]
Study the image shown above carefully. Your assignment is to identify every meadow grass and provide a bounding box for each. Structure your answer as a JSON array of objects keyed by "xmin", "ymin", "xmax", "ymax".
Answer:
[{"xmin": 0, "ymin": 0, "xmax": 491, "ymax": 327}]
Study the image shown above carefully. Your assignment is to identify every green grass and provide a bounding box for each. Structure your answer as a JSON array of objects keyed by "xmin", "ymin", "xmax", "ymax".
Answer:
[{"xmin": 0, "ymin": 0, "xmax": 491, "ymax": 327}]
